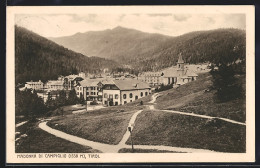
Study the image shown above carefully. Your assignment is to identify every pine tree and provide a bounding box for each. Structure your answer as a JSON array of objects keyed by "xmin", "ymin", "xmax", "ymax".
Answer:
[
  {"xmin": 56, "ymin": 90, "xmax": 67, "ymax": 107},
  {"xmin": 79, "ymin": 93, "xmax": 85, "ymax": 105},
  {"xmin": 210, "ymin": 64, "xmax": 242, "ymax": 102},
  {"xmin": 68, "ymin": 89, "xmax": 79, "ymax": 105}
]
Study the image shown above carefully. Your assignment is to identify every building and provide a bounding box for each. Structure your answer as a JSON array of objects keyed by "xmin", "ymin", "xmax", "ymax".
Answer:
[
  {"xmin": 45, "ymin": 80, "xmax": 64, "ymax": 90},
  {"xmin": 138, "ymin": 53, "xmax": 198, "ymax": 86},
  {"xmin": 75, "ymin": 79, "xmax": 113, "ymax": 102},
  {"xmin": 25, "ymin": 80, "xmax": 44, "ymax": 90},
  {"xmin": 102, "ymin": 79, "xmax": 151, "ymax": 106},
  {"xmin": 138, "ymin": 72, "xmax": 164, "ymax": 86},
  {"xmin": 63, "ymin": 74, "xmax": 84, "ymax": 90}
]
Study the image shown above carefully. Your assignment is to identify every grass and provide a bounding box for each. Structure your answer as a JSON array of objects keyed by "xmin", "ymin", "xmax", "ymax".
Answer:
[
  {"xmin": 48, "ymin": 107, "xmax": 142, "ymax": 145},
  {"xmin": 155, "ymin": 73, "xmax": 246, "ymax": 122},
  {"xmin": 46, "ymin": 104, "xmax": 86, "ymax": 117},
  {"xmin": 118, "ymin": 148, "xmax": 183, "ymax": 153},
  {"xmin": 16, "ymin": 122, "xmax": 100, "ymax": 153},
  {"xmin": 126, "ymin": 110, "xmax": 246, "ymax": 153}
]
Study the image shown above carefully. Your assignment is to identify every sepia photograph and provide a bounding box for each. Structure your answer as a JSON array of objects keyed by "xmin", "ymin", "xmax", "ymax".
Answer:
[{"xmin": 6, "ymin": 6, "xmax": 255, "ymax": 163}]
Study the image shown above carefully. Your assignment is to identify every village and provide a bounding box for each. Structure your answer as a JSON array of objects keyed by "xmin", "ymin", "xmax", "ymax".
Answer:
[{"xmin": 20, "ymin": 54, "xmax": 210, "ymax": 107}]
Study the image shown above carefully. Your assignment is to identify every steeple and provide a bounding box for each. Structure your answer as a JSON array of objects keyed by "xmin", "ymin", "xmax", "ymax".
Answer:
[
  {"xmin": 177, "ymin": 53, "xmax": 184, "ymax": 64},
  {"xmin": 177, "ymin": 53, "xmax": 184, "ymax": 70}
]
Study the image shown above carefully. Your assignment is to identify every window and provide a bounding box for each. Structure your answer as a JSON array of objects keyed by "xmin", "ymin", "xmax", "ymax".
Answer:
[
  {"xmin": 104, "ymin": 101, "xmax": 107, "ymax": 105},
  {"xmin": 87, "ymin": 92, "xmax": 89, "ymax": 95},
  {"xmin": 141, "ymin": 92, "xmax": 143, "ymax": 97},
  {"xmin": 130, "ymin": 100, "xmax": 132, "ymax": 102},
  {"xmin": 115, "ymin": 94, "xmax": 119, "ymax": 99},
  {"xmin": 115, "ymin": 102, "xmax": 118, "ymax": 106},
  {"xmin": 104, "ymin": 93, "xmax": 108, "ymax": 98},
  {"xmin": 123, "ymin": 94, "xmax": 127, "ymax": 99},
  {"xmin": 124, "ymin": 101, "xmax": 127, "ymax": 104},
  {"xmin": 129, "ymin": 93, "xmax": 133, "ymax": 98},
  {"xmin": 135, "ymin": 96, "xmax": 138, "ymax": 100},
  {"xmin": 145, "ymin": 92, "xmax": 148, "ymax": 96}
]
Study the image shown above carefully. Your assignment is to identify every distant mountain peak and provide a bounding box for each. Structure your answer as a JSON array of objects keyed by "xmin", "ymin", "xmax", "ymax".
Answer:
[{"xmin": 113, "ymin": 26, "xmax": 125, "ymax": 30}]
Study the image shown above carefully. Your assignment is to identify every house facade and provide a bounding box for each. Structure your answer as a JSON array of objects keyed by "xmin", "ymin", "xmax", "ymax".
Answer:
[
  {"xmin": 25, "ymin": 80, "xmax": 44, "ymax": 90},
  {"xmin": 102, "ymin": 79, "xmax": 151, "ymax": 106},
  {"xmin": 75, "ymin": 79, "xmax": 113, "ymax": 102},
  {"xmin": 45, "ymin": 80, "xmax": 64, "ymax": 90}
]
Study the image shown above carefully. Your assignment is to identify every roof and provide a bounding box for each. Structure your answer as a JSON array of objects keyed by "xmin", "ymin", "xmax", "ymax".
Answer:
[
  {"xmin": 112, "ymin": 79, "xmax": 150, "ymax": 91},
  {"xmin": 185, "ymin": 70, "xmax": 198, "ymax": 77},
  {"xmin": 139, "ymin": 71, "xmax": 163, "ymax": 77},
  {"xmin": 26, "ymin": 80, "xmax": 43, "ymax": 84},
  {"xmin": 46, "ymin": 80, "xmax": 63, "ymax": 85},
  {"xmin": 79, "ymin": 79, "xmax": 99, "ymax": 87},
  {"xmin": 79, "ymin": 79, "xmax": 114, "ymax": 87},
  {"xmin": 65, "ymin": 75, "xmax": 83, "ymax": 80},
  {"xmin": 162, "ymin": 67, "xmax": 179, "ymax": 77}
]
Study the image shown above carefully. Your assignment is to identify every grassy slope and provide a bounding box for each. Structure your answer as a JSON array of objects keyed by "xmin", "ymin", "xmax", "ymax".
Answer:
[
  {"xmin": 48, "ymin": 104, "xmax": 147, "ymax": 145},
  {"xmin": 126, "ymin": 110, "xmax": 245, "ymax": 153},
  {"xmin": 16, "ymin": 122, "xmax": 100, "ymax": 153},
  {"xmin": 155, "ymin": 73, "xmax": 246, "ymax": 122}
]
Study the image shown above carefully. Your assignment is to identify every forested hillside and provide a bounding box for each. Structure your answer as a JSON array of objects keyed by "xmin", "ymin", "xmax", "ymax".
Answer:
[
  {"xmin": 15, "ymin": 26, "xmax": 119, "ymax": 84},
  {"xmin": 134, "ymin": 29, "xmax": 246, "ymax": 71},
  {"xmin": 50, "ymin": 27, "xmax": 245, "ymax": 72}
]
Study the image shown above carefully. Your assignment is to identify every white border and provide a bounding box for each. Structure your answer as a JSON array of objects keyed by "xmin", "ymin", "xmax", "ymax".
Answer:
[{"xmin": 6, "ymin": 5, "xmax": 255, "ymax": 163}]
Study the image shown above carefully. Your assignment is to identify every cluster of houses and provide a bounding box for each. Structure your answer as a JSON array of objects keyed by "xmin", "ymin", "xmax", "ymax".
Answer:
[
  {"xmin": 137, "ymin": 54, "xmax": 210, "ymax": 87},
  {"xmin": 22, "ymin": 54, "xmax": 209, "ymax": 106}
]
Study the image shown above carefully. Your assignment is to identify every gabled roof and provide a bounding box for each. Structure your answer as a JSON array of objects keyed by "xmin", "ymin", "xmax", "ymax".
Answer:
[
  {"xmin": 112, "ymin": 79, "xmax": 150, "ymax": 91},
  {"xmin": 78, "ymin": 79, "xmax": 114, "ymax": 87},
  {"xmin": 185, "ymin": 70, "xmax": 198, "ymax": 77},
  {"xmin": 79, "ymin": 79, "xmax": 99, "ymax": 87},
  {"xmin": 162, "ymin": 67, "xmax": 179, "ymax": 77}
]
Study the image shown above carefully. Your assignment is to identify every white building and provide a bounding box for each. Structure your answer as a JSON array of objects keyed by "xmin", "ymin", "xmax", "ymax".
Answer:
[
  {"xmin": 45, "ymin": 80, "xmax": 64, "ymax": 90},
  {"xmin": 75, "ymin": 79, "xmax": 114, "ymax": 102},
  {"xmin": 138, "ymin": 53, "xmax": 198, "ymax": 86},
  {"xmin": 25, "ymin": 80, "xmax": 44, "ymax": 90},
  {"xmin": 102, "ymin": 79, "xmax": 151, "ymax": 106}
]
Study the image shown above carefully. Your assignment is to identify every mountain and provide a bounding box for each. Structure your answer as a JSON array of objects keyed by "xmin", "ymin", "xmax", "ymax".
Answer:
[
  {"xmin": 49, "ymin": 26, "xmax": 171, "ymax": 62},
  {"xmin": 15, "ymin": 26, "xmax": 119, "ymax": 84},
  {"xmin": 50, "ymin": 27, "xmax": 246, "ymax": 71}
]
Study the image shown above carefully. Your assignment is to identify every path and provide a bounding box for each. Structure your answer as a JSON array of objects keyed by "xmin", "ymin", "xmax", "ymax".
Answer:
[
  {"xmin": 39, "ymin": 121, "xmax": 218, "ymax": 153},
  {"xmin": 16, "ymin": 121, "xmax": 28, "ymax": 128},
  {"xmin": 38, "ymin": 92, "xmax": 243, "ymax": 153},
  {"xmin": 149, "ymin": 93, "xmax": 245, "ymax": 126},
  {"xmin": 160, "ymin": 110, "xmax": 246, "ymax": 126}
]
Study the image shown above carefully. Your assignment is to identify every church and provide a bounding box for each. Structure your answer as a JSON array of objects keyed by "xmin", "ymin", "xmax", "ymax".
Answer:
[{"xmin": 138, "ymin": 53, "xmax": 198, "ymax": 86}]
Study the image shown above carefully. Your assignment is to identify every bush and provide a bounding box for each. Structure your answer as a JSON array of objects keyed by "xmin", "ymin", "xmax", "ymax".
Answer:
[{"xmin": 90, "ymin": 101, "xmax": 98, "ymax": 105}]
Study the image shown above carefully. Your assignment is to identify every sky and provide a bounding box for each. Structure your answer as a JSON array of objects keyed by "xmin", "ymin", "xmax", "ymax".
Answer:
[{"xmin": 15, "ymin": 14, "xmax": 246, "ymax": 37}]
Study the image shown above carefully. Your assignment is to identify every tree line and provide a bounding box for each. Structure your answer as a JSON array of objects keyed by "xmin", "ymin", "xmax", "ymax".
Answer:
[{"xmin": 15, "ymin": 88, "xmax": 85, "ymax": 121}]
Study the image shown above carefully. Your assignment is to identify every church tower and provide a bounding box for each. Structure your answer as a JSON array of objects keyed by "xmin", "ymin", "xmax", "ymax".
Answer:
[{"xmin": 177, "ymin": 53, "xmax": 185, "ymax": 76}]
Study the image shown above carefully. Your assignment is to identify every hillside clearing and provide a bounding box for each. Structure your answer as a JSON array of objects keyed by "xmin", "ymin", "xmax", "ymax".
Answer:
[
  {"xmin": 126, "ymin": 110, "xmax": 245, "ymax": 153},
  {"xmin": 155, "ymin": 73, "xmax": 246, "ymax": 122},
  {"xmin": 48, "ymin": 107, "xmax": 143, "ymax": 145}
]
